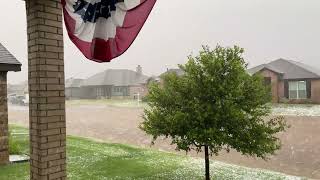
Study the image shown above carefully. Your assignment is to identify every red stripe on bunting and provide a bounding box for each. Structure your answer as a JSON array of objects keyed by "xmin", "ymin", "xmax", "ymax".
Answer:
[{"xmin": 61, "ymin": 0, "xmax": 156, "ymax": 63}]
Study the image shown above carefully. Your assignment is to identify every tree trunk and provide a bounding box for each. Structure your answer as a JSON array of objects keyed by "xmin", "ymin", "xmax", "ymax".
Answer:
[{"xmin": 205, "ymin": 145, "xmax": 210, "ymax": 180}]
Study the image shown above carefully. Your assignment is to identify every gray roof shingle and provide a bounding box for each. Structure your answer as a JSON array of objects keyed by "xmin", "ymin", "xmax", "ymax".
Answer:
[
  {"xmin": 0, "ymin": 43, "xmax": 21, "ymax": 71},
  {"xmin": 82, "ymin": 69, "xmax": 149, "ymax": 87},
  {"xmin": 248, "ymin": 58, "xmax": 320, "ymax": 80}
]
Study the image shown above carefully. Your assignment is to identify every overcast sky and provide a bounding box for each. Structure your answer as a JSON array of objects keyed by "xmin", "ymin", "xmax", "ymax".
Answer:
[{"xmin": 1, "ymin": 0, "xmax": 320, "ymax": 84}]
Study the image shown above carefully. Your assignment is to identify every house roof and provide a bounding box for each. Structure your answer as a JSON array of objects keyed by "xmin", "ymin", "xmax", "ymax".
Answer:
[
  {"xmin": 0, "ymin": 43, "xmax": 21, "ymax": 72},
  {"xmin": 248, "ymin": 58, "xmax": 320, "ymax": 80},
  {"xmin": 82, "ymin": 69, "xmax": 149, "ymax": 87},
  {"xmin": 65, "ymin": 78, "xmax": 83, "ymax": 88},
  {"xmin": 160, "ymin": 68, "xmax": 185, "ymax": 77}
]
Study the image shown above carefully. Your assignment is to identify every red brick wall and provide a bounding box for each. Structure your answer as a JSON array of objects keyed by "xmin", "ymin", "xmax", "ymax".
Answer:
[
  {"xmin": 259, "ymin": 69, "xmax": 279, "ymax": 103},
  {"xmin": 280, "ymin": 80, "xmax": 320, "ymax": 104},
  {"xmin": 0, "ymin": 72, "xmax": 9, "ymax": 165},
  {"xmin": 278, "ymin": 80, "xmax": 285, "ymax": 100},
  {"xmin": 26, "ymin": 0, "xmax": 66, "ymax": 179},
  {"xmin": 129, "ymin": 85, "xmax": 148, "ymax": 99}
]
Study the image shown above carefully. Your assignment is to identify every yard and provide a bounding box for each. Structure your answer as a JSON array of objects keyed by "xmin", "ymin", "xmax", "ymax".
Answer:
[
  {"xmin": 8, "ymin": 101, "xmax": 320, "ymax": 179},
  {"xmin": 66, "ymin": 99, "xmax": 147, "ymax": 108},
  {"xmin": 67, "ymin": 99, "xmax": 320, "ymax": 116},
  {"xmin": 1, "ymin": 126, "xmax": 304, "ymax": 180}
]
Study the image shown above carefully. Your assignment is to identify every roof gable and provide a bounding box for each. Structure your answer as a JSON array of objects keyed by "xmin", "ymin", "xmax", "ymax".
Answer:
[
  {"xmin": 248, "ymin": 58, "xmax": 320, "ymax": 80},
  {"xmin": 0, "ymin": 43, "xmax": 21, "ymax": 72},
  {"xmin": 160, "ymin": 68, "xmax": 185, "ymax": 77},
  {"xmin": 82, "ymin": 69, "xmax": 149, "ymax": 86}
]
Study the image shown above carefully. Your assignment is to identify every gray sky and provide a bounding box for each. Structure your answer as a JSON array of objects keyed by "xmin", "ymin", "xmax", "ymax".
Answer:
[{"xmin": 1, "ymin": 0, "xmax": 320, "ymax": 84}]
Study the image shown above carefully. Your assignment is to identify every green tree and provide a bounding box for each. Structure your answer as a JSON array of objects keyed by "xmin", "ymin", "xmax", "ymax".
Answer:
[{"xmin": 140, "ymin": 45, "xmax": 288, "ymax": 180}]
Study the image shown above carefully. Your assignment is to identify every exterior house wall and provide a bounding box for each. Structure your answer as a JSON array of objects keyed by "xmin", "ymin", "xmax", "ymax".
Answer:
[
  {"xmin": 129, "ymin": 84, "xmax": 148, "ymax": 99},
  {"xmin": 80, "ymin": 85, "xmax": 113, "ymax": 99},
  {"xmin": 73, "ymin": 85, "xmax": 148, "ymax": 100},
  {"xmin": 65, "ymin": 87, "xmax": 82, "ymax": 100},
  {"xmin": 311, "ymin": 79, "xmax": 320, "ymax": 103},
  {"xmin": 280, "ymin": 79, "xmax": 319, "ymax": 104},
  {"xmin": 80, "ymin": 86, "xmax": 97, "ymax": 99},
  {"xmin": 276, "ymin": 79, "xmax": 320, "ymax": 104},
  {"xmin": 79, "ymin": 86, "xmax": 133, "ymax": 99},
  {"xmin": 259, "ymin": 69, "xmax": 279, "ymax": 103},
  {"xmin": 278, "ymin": 81, "xmax": 285, "ymax": 100},
  {"xmin": 111, "ymin": 86, "xmax": 129, "ymax": 97},
  {"xmin": 0, "ymin": 72, "xmax": 9, "ymax": 165}
]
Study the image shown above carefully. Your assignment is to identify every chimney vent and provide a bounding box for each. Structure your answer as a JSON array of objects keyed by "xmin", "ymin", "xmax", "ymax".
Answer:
[{"xmin": 136, "ymin": 65, "xmax": 142, "ymax": 75}]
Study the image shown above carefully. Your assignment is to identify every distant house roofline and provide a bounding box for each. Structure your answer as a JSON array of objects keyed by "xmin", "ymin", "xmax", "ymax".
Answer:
[
  {"xmin": 82, "ymin": 68, "xmax": 149, "ymax": 87},
  {"xmin": 248, "ymin": 58, "xmax": 320, "ymax": 80},
  {"xmin": 257, "ymin": 67, "xmax": 284, "ymax": 76},
  {"xmin": 160, "ymin": 68, "xmax": 185, "ymax": 77}
]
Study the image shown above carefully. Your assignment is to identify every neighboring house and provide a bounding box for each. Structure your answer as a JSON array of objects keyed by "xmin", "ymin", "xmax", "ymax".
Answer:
[
  {"xmin": 65, "ymin": 78, "xmax": 83, "ymax": 99},
  {"xmin": 248, "ymin": 58, "xmax": 320, "ymax": 103},
  {"xmin": 80, "ymin": 65, "xmax": 149, "ymax": 99},
  {"xmin": 7, "ymin": 80, "xmax": 28, "ymax": 95},
  {"xmin": 158, "ymin": 68, "xmax": 185, "ymax": 85},
  {"xmin": 162, "ymin": 68, "xmax": 185, "ymax": 77}
]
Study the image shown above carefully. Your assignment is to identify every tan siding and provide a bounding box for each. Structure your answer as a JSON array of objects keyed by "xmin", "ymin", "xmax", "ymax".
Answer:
[{"xmin": 26, "ymin": 0, "xmax": 67, "ymax": 179}]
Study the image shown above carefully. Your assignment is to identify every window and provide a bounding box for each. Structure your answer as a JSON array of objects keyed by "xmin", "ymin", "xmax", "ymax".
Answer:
[
  {"xmin": 289, "ymin": 81, "xmax": 307, "ymax": 99},
  {"xmin": 114, "ymin": 87, "xmax": 120, "ymax": 92},
  {"xmin": 264, "ymin": 77, "xmax": 271, "ymax": 86}
]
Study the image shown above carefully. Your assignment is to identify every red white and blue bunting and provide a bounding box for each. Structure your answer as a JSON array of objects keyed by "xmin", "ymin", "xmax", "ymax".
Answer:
[{"xmin": 62, "ymin": 0, "xmax": 156, "ymax": 62}]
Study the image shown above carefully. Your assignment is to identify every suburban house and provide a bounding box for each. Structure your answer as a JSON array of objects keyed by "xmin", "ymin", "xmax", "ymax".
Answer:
[
  {"xmin": 157, "ymin": 68, "xmax": 185, "ymax": 85},
  {"xmin": 248, "ymin": 58, "xmax": 320, "ymax": 103},
  {"xmin": 7, "ymin": 82, "xmax": 27, "ymax": 95},
  {"xmin": 164, "ymin": 68, "xmax": 185, "ymax": 76},
  {"xmin": 78, "ymin": 65, "xmax": 149, "ymax": 99},
  {"xmin": 65, "ymin": 78, "xmax": 83, "ymax": 100}
]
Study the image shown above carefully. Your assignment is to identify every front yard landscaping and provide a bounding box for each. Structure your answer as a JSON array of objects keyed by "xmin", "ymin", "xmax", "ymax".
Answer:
[
  {"xmin": 0, "ymin": 125, "xmax": 305, "ymax": 180},
  {"xmin": 66, "ymin": 99, "xmax": 320, "ymax": 117}
]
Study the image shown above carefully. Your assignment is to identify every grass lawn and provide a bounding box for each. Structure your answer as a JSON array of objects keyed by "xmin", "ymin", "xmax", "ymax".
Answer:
[
  {"xmin": 272, "ymin": 103, "xmax": 320, "ymax": 116},
  {"xmin": 66, "ymin": 99, "xmax": 320, "ymax": 116},
  {"xmin": 0, "ymin": 125, "xmax": 304, "ymax": 180}
]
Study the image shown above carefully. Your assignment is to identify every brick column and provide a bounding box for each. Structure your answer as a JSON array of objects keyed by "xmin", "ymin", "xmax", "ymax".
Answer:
[
  {"xmin": 0, "ymin": 72, "xmax": 9, "ymax": 165},
  {"xmin": 26, "ymin": 0, "xmax": 66, "ymax": 179}
]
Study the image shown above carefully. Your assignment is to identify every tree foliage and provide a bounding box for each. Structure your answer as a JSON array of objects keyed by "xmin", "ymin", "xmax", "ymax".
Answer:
[{"xmin": 140, "ymin": 45, "xmax": 287, "ymax": 161}]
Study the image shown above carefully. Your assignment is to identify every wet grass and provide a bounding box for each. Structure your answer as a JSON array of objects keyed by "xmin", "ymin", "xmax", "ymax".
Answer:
[
  {"xmin": 272, "ymin": 103, "xmax": 320, "ymax": 116},
  {"xmin": 8, "ymin": 125, "xmax": 29, "ymax": 155},
  {"xmin": 66, "ymin": 99, "xmax": 147, "ymax": 108},
  {"xmin": 0, "ymin": 125, "xmax": 304, "ymax": 180}
]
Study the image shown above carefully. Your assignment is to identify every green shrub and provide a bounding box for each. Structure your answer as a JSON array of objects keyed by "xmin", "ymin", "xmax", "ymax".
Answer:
[{"xmin": 8, "ymin": 129, "xmax": 29, "ymax": 155}]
